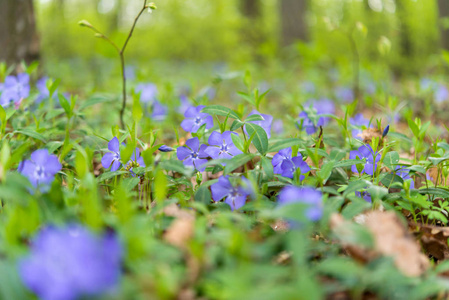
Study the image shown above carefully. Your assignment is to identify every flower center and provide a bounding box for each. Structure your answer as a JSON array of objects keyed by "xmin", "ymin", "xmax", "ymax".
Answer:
[
  {"xmin": 194, "ymin": 117, "xmax": 202, "ymax": 125},
  {"xmin": 191, "ymin": 151, "xmax": 199, "ymax": 159},
  {"xmin": 219, "ymin": 143, "xmax": 229, "ymax": 154},
  {"xmin": 34, "ymin": 165, "xmax": 45, "ymax": 179}
]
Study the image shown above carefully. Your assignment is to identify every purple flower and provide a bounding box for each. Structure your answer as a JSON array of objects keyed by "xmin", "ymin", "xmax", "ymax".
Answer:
[
  {"xmin": 211, "ymin": 175, "xmax": 253, "ymax": 211},
  {"xmin": 335, "ymin": 86, "xmax": 354, "ymax": 103},
  {"xmin": 298, "ymin": 99, "xmax": 335, "ymax": 135},
  {"xmin": 272, "ymin": 148, "xmax": 311, "ymax": 180},
  {"xmin": 277, "ymin": 186, "xmax": 323, "ymax": 221},
  {"xmin": 136, "ymin": 83, "xmax": 157, "ymax": 104},
  {"xmin": 280, "ymin": 155, "xmax": 311, "ymax": 180},
  {"xmin": 435, "ymin": 85, "xmax": 449, "ymax": 103},
  {"xmin": 178, "ymin": 95, "xmax": 193, "ymax": 115},
  {"xmin": 181, "ymin": 105, "xmax": 214, "ymax": 133},
  {"xmin": 126, "ymin": 148, "xmax": 146, "ymax": 176},
  {"xmin": 356, "ymin": 190, "xmax": 372, "ymax": 203},
  {"xmin": 101, "ymin": 137, "xmax": 122, "ymax": 172},
  {"xmin": 273, "ymin": 120, "xmax": 284, "ymax": 136},
  {"xmin": 350, "ymin": 145, "xmax": 380, "ymax": 175},
  {"xmin": 151, "ymin": 100, "xmax": 167, "ymax": 121},
  {"xmin": 176, "ymin": 137, "xmax": 208, "ymax": 171},
  {"xmin": 395, "ymin": 166, "xmax": 415, "ymax": 189},
  {"xmin": 205, "ymin": 131, "xmax": 242, "ymax": 160},
  {"xmin": 158, "ymin": 145, "xmax": 174, "ymax": 152},
  {"xmin": 301, "ymin": 81, "xmax": 315, "ymax": 94},
  {"xmin": 350, "ymin": 113, "xmax": 371, "ymax": 140},
  {"xmin": 382, "ymin": 125, "xmax": 390, "ymax": 137},
  {"xmin": 0, "ymin": 73, "xmax": 30, "ymax": 107},
  {"xmin": 420, "ymin": 78, "xmax": 436, "ymax": 91},
  {"xmin": 272, "ymin": 148, "xmax": 293, "ymax": 174},
  {"xmin": 19, "ymin": 224, "xmax": 122, "ymax": 300},
  {"xmin": 244, "ymin": 110, "xmax": 273, "ymax": 138},
  {"xmin": 35, "ymin": 77, "xmax": 58, "ymax": 104},
  {"xmin": 19, "ymin": 149, "xmax": 62, "ymax": 189}
]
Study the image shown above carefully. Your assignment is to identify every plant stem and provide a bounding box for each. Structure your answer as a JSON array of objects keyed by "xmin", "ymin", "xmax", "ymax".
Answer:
[{"xmin": 119, "ymin": 0, "xmax": 148, "ymax": 129}]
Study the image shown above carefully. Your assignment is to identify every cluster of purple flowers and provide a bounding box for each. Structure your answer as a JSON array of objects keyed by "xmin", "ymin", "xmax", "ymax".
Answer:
[
  {"xmin": 20, "ymin": 224, "xmax": 122, "ymax": 300},
  {"xmin": 19, "ymin": 149, "xmax": 62, "ymax": 191},
  {"xmin": 136, "ymin": 83, "xmax": 167, "ymax": 121},
  {"xmin": 211, "ymin": 175, "xmax": 254, "ymax": 210},
  {"xmin": 272, "ymin": 148, "xmax": 310, "ymax": 180},
  {"xmin": 350, "ymin": 145, "xmax": 380, "ymax": 175},
  {"xmin": 0, "ymin": 73, "xmax": 30, "ymax": 108},
  {"xmin": 349, "ymin": 113, "xmax": 371, "ymax": 140},
  {"xmin": 298, "ymin": 99, "xmax": 335, "ymax": 135},
  {"xmin": 420, "ymin": 78, "xmax": 449, "ymax": 103},
  {"xmin": 277, "ymin": 186, "xmax": 323, "ymax": 222},
  {"xmin": 101, "ymin": 137, "xmax": 145, "ymax": 174}
]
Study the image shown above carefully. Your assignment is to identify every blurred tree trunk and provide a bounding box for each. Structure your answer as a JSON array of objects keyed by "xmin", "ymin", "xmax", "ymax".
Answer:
[
  {"xmin": 240, "ymin": 0, "xmax": 261, "ymax": 19},
  {"xmin": 109, "ymin": 0, "xmax": 123, "ymax": 32},
  {"xmin": 396, "ymin": 0, "xmax": 412, "ymax": 57},
  {"xmin": 438, "ymin": 0, "xmax": 449, "ymax": 50},
  {"xmin": 280, "ymin": 0, "xmax": 308, "ymax": 46},
  {"xmin": 0, "ymin": 0, "xmax": 40, "ymax": 69}
]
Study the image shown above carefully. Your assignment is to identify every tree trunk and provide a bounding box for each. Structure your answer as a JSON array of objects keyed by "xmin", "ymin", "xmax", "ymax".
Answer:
[
  {"xmin": 0, "ymin": 0, "xmax": 40, "ymax": 70},
  {"xmin": 240, "ymin": 0, "xmax": 261, "ymax": 19},
  {"xmin": 438, "ymin": 0, "xmax": 449, "ymax": 50},
  {"xmin": 280, "ymin": 0, "xmax": 308, "ymax": 46}
]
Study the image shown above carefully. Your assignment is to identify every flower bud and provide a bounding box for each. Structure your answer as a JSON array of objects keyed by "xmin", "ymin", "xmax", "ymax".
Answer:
[{"xmin": 78, "ymin": 20, "xmax": 92, "ymax": 28}]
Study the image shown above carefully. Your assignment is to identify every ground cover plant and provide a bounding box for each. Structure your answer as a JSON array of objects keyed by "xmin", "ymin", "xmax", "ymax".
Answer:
[{"xmin": 5, "ymin": 1, "xmax": 449, "ymax": 300}]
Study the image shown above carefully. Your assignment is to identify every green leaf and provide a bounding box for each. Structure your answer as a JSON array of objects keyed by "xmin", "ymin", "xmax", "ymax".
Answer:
[
  {"xmin": 15, "ymin": 129, "xmax": 46, "ymax": 143},
  {"xmin": 245, "ymin": 114, "xmax": 264, "ymax": 122},
  {"xmin": 267, "ymin": 138, "xmax": 303, "ymax": 153},
  {"xmin": 97, "ymin": 170, "xmax": 128, "ymax": 182},
  {"xmin": 380, "ymin": 173, "xmax": 404, "ymax": 188},
  {"xmin": 334, "ymin": 159, "xmax": 364, "ymax": 168},
  {"xmin": 194, "ymin": 186, "xmax": 212, "ymax": 204},
  {"xmin": 317, "ymin": 161, "xmax": 334, "ymax": 183},
  {"xmin": 231, "ymin": 132, "xmax": 245, "ymax": 152},
  {"xmin": 159, "ymin": 160, "xmax": 193, "ymax": 176},
  {"xmin": 408, "ymin": 119, "xmax": 420, "ymax": 138},
  {"xmin": 223, "ymin": 153, "xmax": 254, "ymax": 175},
  {"xmin": 201, "ymin": 105, "xmax": 240, "ymax": 120},
  {"xmin": 79, "ymin": 96, "xmax": 112, "ymax": 111},
  {"xmin": 245, "ymin": 123, "xmax": 268, "ymax": 154},
  {"xmin": 383, "ymin": 151, "xmax": 399, "ymax": 169},
  {"xmin": 58, "ymin": 94, "xmax": 71, "ymax": 116},
  {"xmin": 366, "ymin": 186, "xmax": 388, "ymax": 201},
  {"xmin": 261, "ymin": 156, "xmax": 274, "ymax": 180},
  {"xmin": 418, "ymin": 187, "xmax": 449, "ymax": 199},
  {"xmin": 230, "ymin": 119, "xmax": 244, "ymax": 131}
]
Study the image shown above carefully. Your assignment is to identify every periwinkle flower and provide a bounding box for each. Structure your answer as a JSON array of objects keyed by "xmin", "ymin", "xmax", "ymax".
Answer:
[
  {"xmin": 382, "ymin": 125, "xmax": 390, "ymax": 137},
  {"xmin": 244, "ymin": 110, "xmax": 273, "ymax": 138},
  {"xmin": 395, "ymin": 166, "xmax": 415, "ymax": 189},
  {"xmin": 176, "ymin": 137, "xmax": 208, "ymax": 171},
  {"xmin": 19, "ymin": 149, "xmax": 62, "ymax": 190},
  {"xmin": 272, "ymin": 148, "xmax": 293, "ymax": 174},
  {"xmin": 151, "ymin": 100, "xmax": 167, "ymax": 121},
  {"xmin": 136, "ymin": 83, "xmax": 157, "ymax": 104},
  {"xmin": 205, "ymin": 131, "xmax": 242, "ymax": 160},
  {"xmin": 435, "ymin": 85, "xmax": 449, "ymax": 103},
  {"xmin": 273, "ymin": 119, "xmax": 284, "ymax": 136},
  {"xmin": 277, "ymin": 186, "xmax": 323, "ymax": 221},
  {"xmin": 181, "ymin": 105, "xmax": 214, "ymax": 133},
  {"xmin": 126, "ymin": 148, "xmax": 146, "ymax": 175},
  {"xmin": 0, "ymin": 73, "xmax": 30, "ymax": 107},
  {"xmin": 350, "ymin": 113, "xmax": 371, "ymax": 140},
  {"xmin": 298, "ymin": 99, "xmax": 335, "ymax": 135},
  {"xmin": 350, "ymin": 144, "xmax": 380, "ymax": 175},
  {"xmin": 178, "ymin": 95, "xmax": 193, "ymax": 115},
  {"xmin": 356, "ymin": 190, "xmax": 372, "ymax": 203},
  {"xmin": 158, "ymin": 145, "xmax": 175, "ymax": 152},
  {"xmin": 272, "ymin": 148, "xmax": 310, "ymax": 180},
  {"xmin": 335, "ymin": 86, "xmax": 354, "ymax": 103},
  {"xmin": 101, "ymin": 137, "xmax": 122, "ymax": 172},
  {"xmin": 211, "ymin": 175, "xmax": 253, "ymax": 211},
  {"xmin": 19, "ymin": 224, "xmax": 122, "ymax": 300},
  {"xmin": 35, "ymin": 77, "xmax": 59, "ymax": 104}
]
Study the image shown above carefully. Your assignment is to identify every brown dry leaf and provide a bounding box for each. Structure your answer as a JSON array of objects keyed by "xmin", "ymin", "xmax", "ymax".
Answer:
[
  {"xmin": 409, "ymin": 222, "xmax": 449, "ymax": 261},
  {"xmin": 358, "ymin": 128, "xmax": 384, "ymax": 146},
  {"xmin": 270, "ymin": 219, "xmax": 289, "ymax": 232},
  {"xmin": 331, "ymin": 212, "xmax": 429, "ymax": 276},
  {"xmin": 163, "ymin": 204, "xmax": 195, "ymax": 249}
]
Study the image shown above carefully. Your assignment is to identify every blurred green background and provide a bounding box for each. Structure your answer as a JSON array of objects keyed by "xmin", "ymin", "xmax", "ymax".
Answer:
[{"xmin": 32, "ymin": 0, "xmax": 443, "ymax": 92}]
